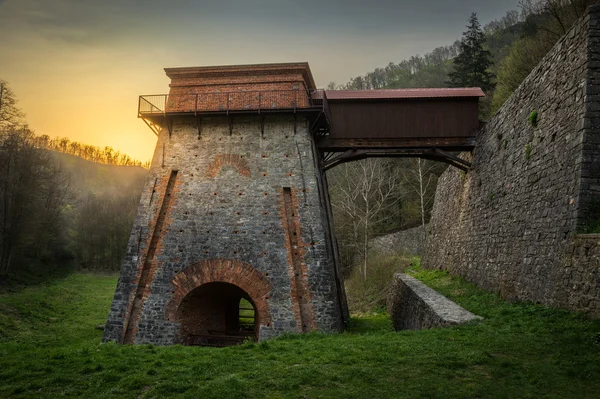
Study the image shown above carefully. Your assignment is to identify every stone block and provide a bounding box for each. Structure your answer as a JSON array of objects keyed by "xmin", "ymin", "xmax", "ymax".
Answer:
[{"xmin": 387, "ymin": 274, "xmax": 482, "ymax": 331}]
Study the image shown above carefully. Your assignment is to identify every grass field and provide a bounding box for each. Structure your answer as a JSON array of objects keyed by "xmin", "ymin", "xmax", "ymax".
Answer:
[{"xmin": 1, "ymin": 267, "xmax": 599, "ymax": 398}]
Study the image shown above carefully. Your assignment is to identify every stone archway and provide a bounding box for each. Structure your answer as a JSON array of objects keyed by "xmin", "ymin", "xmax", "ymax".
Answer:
[{"xmin": 166, "ymin": 259, "xmax": 272, "ymax": 346}]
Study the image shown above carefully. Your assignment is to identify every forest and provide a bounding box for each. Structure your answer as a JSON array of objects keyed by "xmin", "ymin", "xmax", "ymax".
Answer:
[
  {"xmin": 0, "ymin": 0, "xmax": 595, "ymax": 304},
  {"xmin": 0, "ymin": 80, "xmax": 147, "ymax": 285}
]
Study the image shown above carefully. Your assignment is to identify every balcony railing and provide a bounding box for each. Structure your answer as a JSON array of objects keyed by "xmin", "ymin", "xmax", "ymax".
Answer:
[{"xmin": 138, "ymin": 90, "xmax": 324, "ymax": 116}]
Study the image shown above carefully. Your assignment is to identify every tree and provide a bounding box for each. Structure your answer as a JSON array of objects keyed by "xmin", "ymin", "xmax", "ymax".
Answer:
[
  {"xmin": 490, "ymin": 0, "xmax": 599, "ymax": 113},
  {"xmin": 0, "ymin": 129, "xmax": 72, "ymax": 272},
  {"xmin": 491, "ymin": 36, "xmax": 554, "ymax": 111},
  {"xmin": 448, "ymin": 13, "xmax": 496, "ymax": 92},
  {"xmin": 401, "ymin": 159, "xmax": 441, "ymax": 228},
  {"xmin": 0, "ymin": 80, "xmax": 25, "ymax": 131},
  {"xmin": 328, "ymin": 159, "xmax": 402, "ymax": 279},
  {"xmin": 0, "ymin": 82, "xmax": 72, "ymax": 273}
]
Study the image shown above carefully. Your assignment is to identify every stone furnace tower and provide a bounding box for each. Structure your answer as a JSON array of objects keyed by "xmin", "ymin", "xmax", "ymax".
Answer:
[{"xmin": 103, "ymin": 63, "xmax": 347, "ymax": 346}]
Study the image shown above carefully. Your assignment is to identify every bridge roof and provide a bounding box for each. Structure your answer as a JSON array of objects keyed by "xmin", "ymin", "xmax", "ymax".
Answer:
[{"xmin": 320, "ymin": 88, "xmax": 485, "ymax": 101}]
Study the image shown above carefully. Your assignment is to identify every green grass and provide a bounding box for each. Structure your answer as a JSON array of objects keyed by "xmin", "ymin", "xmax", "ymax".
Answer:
[
  {"xmin": 239, "ymin": 298, "xmax": 256, "ymax": 328},
  {"xmin": 1, "ymin": 269, "xmax": 600, "ymax": 398}
]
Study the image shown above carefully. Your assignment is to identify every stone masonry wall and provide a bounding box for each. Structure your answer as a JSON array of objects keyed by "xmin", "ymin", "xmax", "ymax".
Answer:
[
  {"xmin": 423, "ymin": 6, "xmax": 600, "ymax": 317},
  {"xmin": 370, "ymin": 225, "xmax": 427, "ymax": 257},
  {"xmin": 387, "ymin": 273, "xmax": 482, "ymax": 331},
  {"xmin": 103, "ymin": 114, "xmax": 345, "ymax": 344}
]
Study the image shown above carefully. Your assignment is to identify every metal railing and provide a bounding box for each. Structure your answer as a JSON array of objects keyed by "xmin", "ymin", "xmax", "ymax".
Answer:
[{"xmin": 138, "ymin": 89, "xmax": 319, "ymax": 116}]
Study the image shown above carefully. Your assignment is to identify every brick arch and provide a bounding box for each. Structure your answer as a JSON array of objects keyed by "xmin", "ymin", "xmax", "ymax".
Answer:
[
  {"xmin": 205, "ymin": 154, "xmax": 251, "ymax": 178},
  {"xmin": 166, "ymin": 259, "xmax": 272, "ymax": 327}
]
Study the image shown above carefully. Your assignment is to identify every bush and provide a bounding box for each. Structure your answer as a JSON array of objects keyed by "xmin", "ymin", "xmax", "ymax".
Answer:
[{"xmin": 344, "ymin": 252, "xmax": 413, "ymax": 314}]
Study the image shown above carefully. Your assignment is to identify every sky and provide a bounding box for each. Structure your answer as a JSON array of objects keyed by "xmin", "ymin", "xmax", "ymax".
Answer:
[{"xmin": 0, "ymin": 0, "xmax": 522, "ymax": 162}]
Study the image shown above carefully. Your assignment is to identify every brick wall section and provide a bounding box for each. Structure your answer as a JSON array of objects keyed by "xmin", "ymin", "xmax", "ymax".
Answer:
[
  {"xmin": 103, "ymin": 112, "xmax": 345, "ymax": 344},
  {"xmin": 165, "ymin": 258, "xmax": 272, "ymax": 339},
  {"xmin": 164, "ymin": 63, "xmax": 315, "ymax": 112},
  {"xmin": 165, "ymin": 86, "xmax": 311, "ymax": 113},
  {"xmin": 280, "ymin": 187, "xmax": 317, "ymax": 332},
  {"xmin": 205, "ymin": 154, "xmax": 251, "ymax": 178},
  {"xmin": 422, "ymin": 6, "xmax": 600, "ymax": 317}
]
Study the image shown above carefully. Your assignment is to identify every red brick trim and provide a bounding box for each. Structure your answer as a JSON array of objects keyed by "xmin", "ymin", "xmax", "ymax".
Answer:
[
  {"xmin": 205, "ymin": 154, "xmax": 251, "ymax": 178},
  {"xmin": 279, "ymin": 187, "xmax": 316, "ymax": 332},
  {"xmin": 122, "ymin": 170, "xmax": 181, "ymax": 344},
  {"xmin": 166, "ymin": 259, "xmax": 272, "ymax": 327},
  {"xmin": 165, "ymin": 62, "xmax": 316, "ymax": 90}
]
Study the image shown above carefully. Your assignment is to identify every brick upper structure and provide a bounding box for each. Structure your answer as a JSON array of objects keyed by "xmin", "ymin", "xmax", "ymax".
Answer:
[
  {"xmin": 164, "ymin": 63, "xmax": 316, "ymax": 112},
  {"xmin": 165, "ymin": 62, "xmax": 317, "ymax": 92}
]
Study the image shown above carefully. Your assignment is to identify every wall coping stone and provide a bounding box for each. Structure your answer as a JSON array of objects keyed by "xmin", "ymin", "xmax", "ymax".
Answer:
[
  {"xmin": 574, "ymin": 234, "xmax": 600, "ymax": 239},
  {"xmin": 387, "ymin": 273, "xmax": 482, "ymax": 331}
]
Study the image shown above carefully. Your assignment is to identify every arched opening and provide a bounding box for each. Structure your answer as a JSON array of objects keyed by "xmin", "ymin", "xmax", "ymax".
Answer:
[{"xmin": 177, "ymin": 282, "xmax": 258, "ymax": 347}]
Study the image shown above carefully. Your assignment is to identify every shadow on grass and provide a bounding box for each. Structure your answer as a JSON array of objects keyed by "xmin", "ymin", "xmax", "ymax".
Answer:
[{"xmin": 0, "ymin": 258, "xmax": 76, "ymax": 294}]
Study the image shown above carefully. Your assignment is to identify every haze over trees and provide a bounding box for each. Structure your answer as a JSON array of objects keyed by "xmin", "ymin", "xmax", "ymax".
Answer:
[
  {"xmin": 33, "ymin": 135, "xmax": 150, "ymax": 168},
  {"xmin": 0, "ymin": 81, "xmax": 147, "ymax": 277}
]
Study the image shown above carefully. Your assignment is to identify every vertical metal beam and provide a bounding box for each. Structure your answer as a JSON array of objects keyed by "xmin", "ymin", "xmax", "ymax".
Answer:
[
  {"xmin": 294, "ymin": 114, "xmax": 297, "ymax": 135},
  {"xmin": 196, "ymin": 116, "xmax": 203, "ymax": 139},
  {"xmin": 0, "ymin": 83, "xmax": 4, "ymax": 113},
  {"xmin": 309, "ymin": 139, "xmax": 350, "ymax": 325}
]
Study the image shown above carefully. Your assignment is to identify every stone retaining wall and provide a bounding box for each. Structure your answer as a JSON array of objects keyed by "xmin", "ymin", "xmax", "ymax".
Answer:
[
  {"xmin": 370, "ymin": 225, "xmax": 427, "ymax": 257},
  {"xmin": 387, "ymin": 273, "xmax": 482, "ymax": 331},
  {"xmin": 423, "ymin": 6, "xmax": 600, "ymax": 317}
]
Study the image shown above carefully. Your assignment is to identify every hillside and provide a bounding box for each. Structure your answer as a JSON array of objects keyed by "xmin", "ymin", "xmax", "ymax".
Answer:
[
  {"xmin": 0, "ymin": 150, "xmax": 148, "ymax": 290},
  {"xmin": 0, "ymin": 265, "xmax": 599, "ymax": 398},
  {"xmin": 50, "ymin": 151, "xmax": 148, "ymax": 197},
  {"xmin": 50, "ymin": 151, "xmax": 148, "ymax": 271}
]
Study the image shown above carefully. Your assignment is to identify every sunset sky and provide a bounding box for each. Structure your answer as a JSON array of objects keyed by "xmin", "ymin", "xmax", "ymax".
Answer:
[{"xmin": 0, "ymin": 0, "xmax": 521, "ymax": 162}]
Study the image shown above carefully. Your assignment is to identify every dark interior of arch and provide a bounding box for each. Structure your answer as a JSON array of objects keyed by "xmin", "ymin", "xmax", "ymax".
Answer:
[{"xmin": 176, "ymin": 282, "xmax": 257, "ymax": 347}]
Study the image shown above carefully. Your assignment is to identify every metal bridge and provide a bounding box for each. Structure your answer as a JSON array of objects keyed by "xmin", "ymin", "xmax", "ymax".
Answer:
[{"xmin": 138, "ymin": 87, "xmax": 484, "ymax": 171}]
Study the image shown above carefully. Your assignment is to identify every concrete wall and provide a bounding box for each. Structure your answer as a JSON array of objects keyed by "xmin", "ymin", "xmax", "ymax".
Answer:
[
  {"xmin": 423, "ymin": 6, "xmax": 600, "ymax": 317},
  {"xmin": 103, "ymin": 114, "xmax": 345, "ymax": 344}
]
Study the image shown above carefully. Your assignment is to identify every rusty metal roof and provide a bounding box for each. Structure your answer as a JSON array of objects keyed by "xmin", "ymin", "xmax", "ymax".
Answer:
[{"xmin": 319, "ymin": 88, "xmax": 485, "ymax": 100}]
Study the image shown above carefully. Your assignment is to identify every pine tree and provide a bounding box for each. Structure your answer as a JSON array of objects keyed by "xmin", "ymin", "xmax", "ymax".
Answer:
[{"xmin": 448, "ymin": 13, "xmax": 496, "ymax": 92}]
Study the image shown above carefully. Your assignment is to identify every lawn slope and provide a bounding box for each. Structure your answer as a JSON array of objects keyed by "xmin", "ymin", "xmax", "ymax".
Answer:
[{"xmin": 1, "ymin": 269, "xmax": 599, "ymax": 398}]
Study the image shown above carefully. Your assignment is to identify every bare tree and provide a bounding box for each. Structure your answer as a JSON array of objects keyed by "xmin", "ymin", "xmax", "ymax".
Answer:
[
  {"xmin": 401, "ymin": 158, "xmax": 440, "ymax": 228},
  {"xmin": 0, "ymin": 80, "xmax": 25, "ymax": 131},
  {"xmin": 329, "ymin": 159, "xmax": 402, "ymax": 280}
]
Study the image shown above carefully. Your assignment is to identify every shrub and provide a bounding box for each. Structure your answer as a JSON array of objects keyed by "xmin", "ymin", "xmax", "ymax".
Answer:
[
  {"xmin": 344, "ymin": 252, "xmax": 413, "ymax": 314},
  {"xmin": 528, "ymin": 110, "xmax": 538, "ymax": 127}
]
